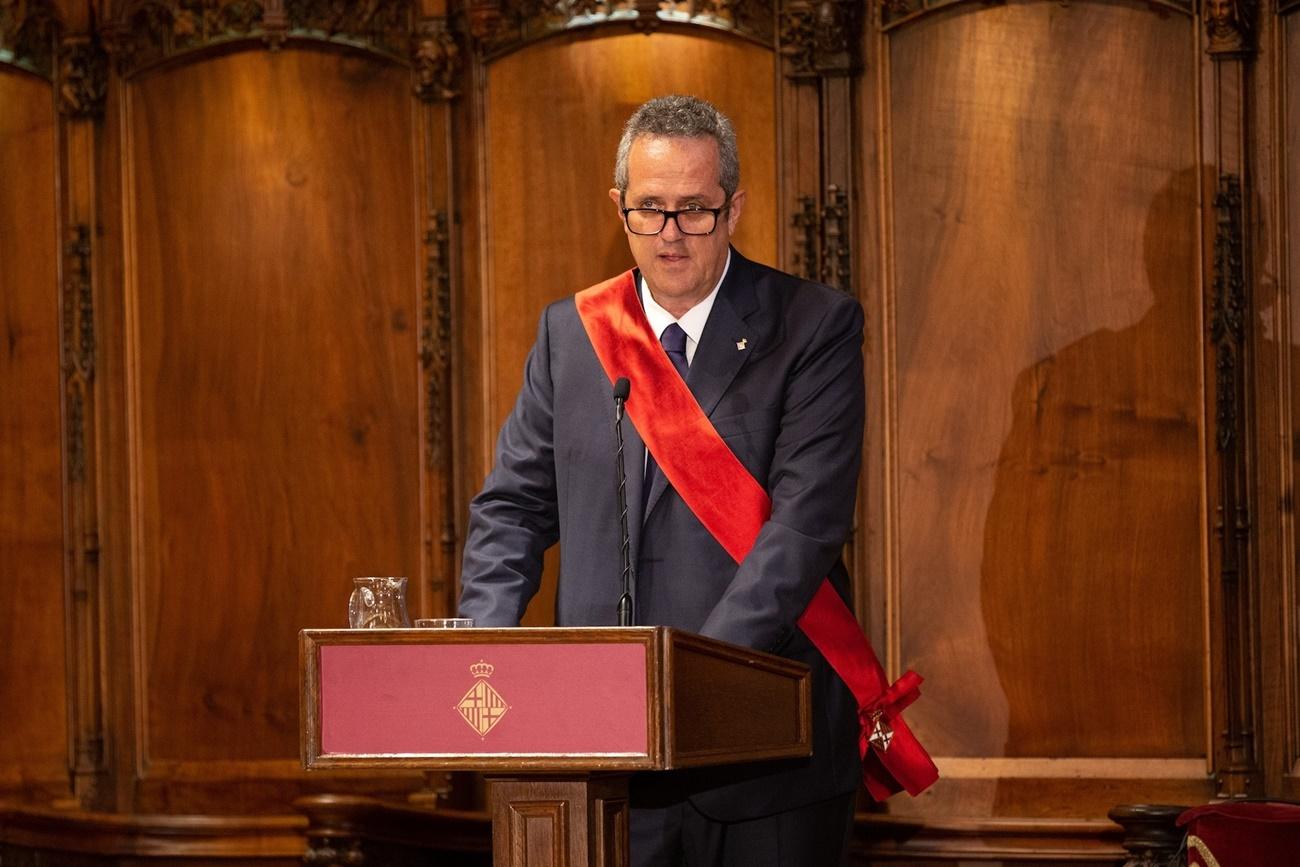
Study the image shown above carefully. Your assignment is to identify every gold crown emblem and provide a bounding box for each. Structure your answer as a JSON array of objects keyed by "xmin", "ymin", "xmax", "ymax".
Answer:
[{"xmin": 470, "ymin": 660, "xmax": 494, "ymax": 679}]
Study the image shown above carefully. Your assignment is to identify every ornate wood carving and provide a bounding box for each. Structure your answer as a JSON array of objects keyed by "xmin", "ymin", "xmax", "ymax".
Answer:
[
  {"xmin": 105, "ymin": 0, "xmax": 415, "ymax": 76},
  {"xmin": 468, "ymin": 0, "xmax": 774, "ymax": 60},
  {"xmin": 1205, "ymin": 0, "xmax": 1255, "ymax": 58},
  {"xmin": 1211, "ymin": 173, "xmax": 1260, "ymax": 797},
  {"xmin": 422, "ymin": 210, "xmax": 452, "ymax": 474},
  {"xmin": 0, "ymin": 0, "xmax": 60, "ymax": 78},
  {"xmin": 58, "ymin": 34, "xmax": 108, "ymax": 121},
  {"xmin": 879, "ymin": 0, "xmax": 1194, "ymax": 30},
  {"xmin": 413, "ymin": 18, "xmax": 460, "ymax": 102},
  {"xmin": 285, "ymin": 0, "xmax": 408, "ymax": 51},
  {"xmin": 792, "ymin": 195, "xmax": 818, "ymax": 282},
  {"xmin": 61, "ymin": 222, "xmax": 107, "ymax": 808},
  {"xmin": 820, "ymin": 183, "xmax": 849, "ymax": 291},
  {"xmin": 1214, "ymin": 177, "xmax": 1245, "ymax": 454},
  {"xmin": 778, "ymin": 0, "xmax": 861, "ymax": 78},
  {"xmin": 63, "ymin": 224, "xmax": 95, "ymax": 481},
  {"xmin": 789, "ymin": 185, "xmax": 852, "ymax": 292},
  {"xmin": 421, "ymin": 208, "xmax": 458, "ymax": 599}
]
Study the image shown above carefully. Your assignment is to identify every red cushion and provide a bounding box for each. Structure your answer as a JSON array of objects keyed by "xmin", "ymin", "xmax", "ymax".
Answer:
[{"xmin": 1177, "ymin": 802, "xmax": 1300, "ymax": 866}]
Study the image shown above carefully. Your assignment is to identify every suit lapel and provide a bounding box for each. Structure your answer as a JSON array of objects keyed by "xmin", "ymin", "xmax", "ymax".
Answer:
[
  {"xmin": 685, "ymin": 280, "xmax": 757, "ymax": 418},
  {"xmin": 642, "ymin": 251, "xmax": 766, "ymax": 521}
]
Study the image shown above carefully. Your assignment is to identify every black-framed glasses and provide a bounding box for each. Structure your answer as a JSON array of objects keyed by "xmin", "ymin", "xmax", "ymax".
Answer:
[{"xmin": 621, "ymin": 202, "xmax": 730, "ymax": 236}]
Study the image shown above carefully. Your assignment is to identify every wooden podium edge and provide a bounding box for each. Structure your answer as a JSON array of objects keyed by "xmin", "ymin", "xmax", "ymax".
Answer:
[{"xmin": 659, "ymin": 629, "xmax": 811, "ymax": 770}]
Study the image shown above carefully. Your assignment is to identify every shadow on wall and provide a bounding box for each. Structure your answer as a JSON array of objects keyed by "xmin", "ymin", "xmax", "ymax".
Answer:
[{"xmin": 978, "ymin": 166, "xmax": 1207, "ymax": 784}]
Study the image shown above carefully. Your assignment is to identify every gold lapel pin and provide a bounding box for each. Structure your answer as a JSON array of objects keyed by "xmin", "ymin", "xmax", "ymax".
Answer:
[{"xmin": 736, "ymin": 338, "xmax": 748, "ymax": 351}]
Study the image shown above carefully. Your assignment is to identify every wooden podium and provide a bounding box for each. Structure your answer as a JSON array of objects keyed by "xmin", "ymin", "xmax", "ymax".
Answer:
[{"xmin": 300, "ymin": 626, "xmax": 811, "ymax": 867}]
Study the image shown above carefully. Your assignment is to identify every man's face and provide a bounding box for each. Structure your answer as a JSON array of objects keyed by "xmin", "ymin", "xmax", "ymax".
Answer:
[{"xmin": 609, "ymin": 135, "xmax": 746, "ymax": 316}]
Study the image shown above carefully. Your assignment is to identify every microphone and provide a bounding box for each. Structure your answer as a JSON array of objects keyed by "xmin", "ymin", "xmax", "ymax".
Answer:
[{"xmin": 612, "ymin": 377, "xmax": 635, "ymax": 626}]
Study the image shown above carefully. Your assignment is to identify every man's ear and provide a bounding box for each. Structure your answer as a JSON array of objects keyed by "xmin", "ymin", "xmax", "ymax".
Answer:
[
  {"xmin": 609, "ymin": 188, "xmax": 623, "ymax": 211},
  {"xmin": 726, "ymin": 189, "xmax": 747, "ymax": 233}
]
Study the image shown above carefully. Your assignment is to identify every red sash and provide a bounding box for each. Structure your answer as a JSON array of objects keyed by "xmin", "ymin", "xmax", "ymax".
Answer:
[{"xmin": 575, "ymin": 271, "xmax": 938, "ymax": 801}]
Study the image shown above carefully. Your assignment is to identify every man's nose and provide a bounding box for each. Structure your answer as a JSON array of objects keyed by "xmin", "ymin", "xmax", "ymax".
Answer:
[{"xmin": 659, "ymin": 214, "xmax": 684, "ymax": 241}]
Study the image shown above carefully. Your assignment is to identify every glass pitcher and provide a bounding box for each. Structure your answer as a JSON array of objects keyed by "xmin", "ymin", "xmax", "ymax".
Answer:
[{"xmin": 347, "ymin": 576, "xmax": 411, "ymax": 628}]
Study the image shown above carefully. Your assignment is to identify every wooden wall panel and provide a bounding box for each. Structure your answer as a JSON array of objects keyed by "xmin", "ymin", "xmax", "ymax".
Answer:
[
  {"xmin": 880, "ymin": 0, "xmax": 1205, "ymax": 804},
  {"xmin": 0, "ymin": 67, "xmax": 70, "ymax": 798},
  {"xmin": 477, "ymin": 30, "xmax": 777, "ymax": 624},
  {"xmin": 126, "ymin": 48, "xmax": 421, "ymax": 766},
  {"xmin": 1282, "ymin": 8, "xmax": 1300, "ymax": 794}
]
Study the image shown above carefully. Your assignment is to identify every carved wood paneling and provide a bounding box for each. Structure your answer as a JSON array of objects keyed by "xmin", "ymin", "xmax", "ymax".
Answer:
[
  {"xmin": 791, "ymin": 193, "xmax": 818, "ymax": 281},
  {"xmin": 787, "ymin": 185, "xmax": 852, "ymax": 292},
  {"xmin": 123, "ymin": 49, "xmax": 422, "ymax": 790},
  {"xmin": 61, "ymin": 221, "xmax": 108, "ymax": 807},
  {"xmin": 0, "ymin": 67, "xmax": 71, "ymax": 801},
  {"xmin": 422, "ymin": 208, "xmax": 458, "ymax": 608},
  {"xmin": 104, "ymin": 0, "xmax": 415, "ymax": 77},
  {"xmin": 412, "ymin": 8, "xmax": 461, "ymax": 618},
  {"xmin": 57, "ymin": 34, "xmax": 108, "ymax": 119},
  {"xmin": 1210, "ymin": 173, "xmax": 1261, "ymax": 796},
  {"xmin": 879, "ymin": 0, "xmax": 1195, "ymax": 32},
  {"xmin": 871, "ymin": 0, "xmax": 1210, "ymax": 816},
  {"xmin": 0, "ymin": 0, "xmax": 1292, "ymax": 851},
  {"xmin": 778, "ymin": 0, "xmax": 862, "ymax": 78},
  {"xmin": 52, "ymin": 28, "xmax": 110, "ymax": 809},
  {"xmin": 413, "ymin": 16, "xmax": 461, "ymax": 102},
  {"xmin": 467, "ymin": 0, "xmax": 774, "ymax": 60}
]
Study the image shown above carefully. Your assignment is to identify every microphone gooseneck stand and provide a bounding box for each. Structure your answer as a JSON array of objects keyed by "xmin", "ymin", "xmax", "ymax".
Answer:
[{"xmin": 612, "ymin": 377, "xmax": 635, "ymax": 626}]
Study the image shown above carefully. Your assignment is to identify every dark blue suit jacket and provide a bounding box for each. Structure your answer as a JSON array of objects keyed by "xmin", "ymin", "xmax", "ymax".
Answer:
[{"xmin": 460, "ymin": 250, "xmax": 864, "ymax": 820}]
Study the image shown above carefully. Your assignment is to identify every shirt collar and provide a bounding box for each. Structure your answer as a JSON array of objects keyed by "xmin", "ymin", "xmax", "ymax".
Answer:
[{"xmin": 639, "ymin": 250, "xmax": 731, "ymax": 347}]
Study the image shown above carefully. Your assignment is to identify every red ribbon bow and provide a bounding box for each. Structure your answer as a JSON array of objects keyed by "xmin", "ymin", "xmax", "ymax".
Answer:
[{"xmin": 857, "ymin": 670, "xmax": 936, "ymax": 801}]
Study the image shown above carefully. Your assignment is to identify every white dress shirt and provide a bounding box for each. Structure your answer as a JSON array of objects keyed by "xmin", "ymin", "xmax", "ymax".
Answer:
[{"xmin": 638, "ymin": 250, "xmax": 732, "ymax": 365}]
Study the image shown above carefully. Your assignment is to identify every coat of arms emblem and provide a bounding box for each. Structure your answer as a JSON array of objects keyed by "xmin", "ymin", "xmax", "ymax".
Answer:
[{"xmin": 456, "ymin": 660, "xmax": 509, "ymax": 737}]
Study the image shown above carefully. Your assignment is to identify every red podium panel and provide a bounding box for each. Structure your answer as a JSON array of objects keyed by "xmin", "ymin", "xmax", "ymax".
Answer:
[
  {"xmin": 301, "ymin": 626, "xmax": 809, "ymax": 772},
  {"xmin": 318, "ymin": 640, "xmax": 648, "ymax": 761}
]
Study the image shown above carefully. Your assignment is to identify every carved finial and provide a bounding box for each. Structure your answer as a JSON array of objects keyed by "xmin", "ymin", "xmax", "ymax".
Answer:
[
  {"xmin": 58, "ymin": 35, "xmax": 108, "ymax": 120},
  {"xmin": 413, "ymin": 20, "xmax": 460, "ymax": 102},
  {"xmin": 778, "ymin": 0, "xmax": 861, "ymax": 79},
  {"xmin": 467, "ymin": 0, "xmax": 503, "ymax": 42},
  {"xmin": 1205, "ymin": 0, "xmax": 1255, "ymax": 58}
]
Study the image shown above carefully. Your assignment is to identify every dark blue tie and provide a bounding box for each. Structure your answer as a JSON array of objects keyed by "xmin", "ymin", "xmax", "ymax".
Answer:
[
  {"xmin": 644, "ymin": 323, "xmax": 688, "ymax": 509},
  {"xmin": 660, "ymin": 322, "xmax": 690, "ymax": 379}
]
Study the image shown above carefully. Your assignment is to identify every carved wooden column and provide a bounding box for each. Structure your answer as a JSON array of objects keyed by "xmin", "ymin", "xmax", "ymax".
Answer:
[
  {"xmin": 55, "ymin": 11, "xmax": 111, "ymax": 810},
  {"xmin": 411, "ymin": 0, "xmax": 467, "ymax": 809},
  {"xmin": 413, "ymin": 0, "xmax": 462, "ymax": 631},
  {"xmin": 777, "ymin": 0, "xmax": 862, "ymax": 294},
  {"xmin": 1203, "ymin": 0, "xmax": 1263, "ymax": 800}
]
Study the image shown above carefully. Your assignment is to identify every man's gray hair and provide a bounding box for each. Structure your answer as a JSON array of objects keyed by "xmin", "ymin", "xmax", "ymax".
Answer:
[{"xmin": 614, "ymin": 95, "xmax": 740, "ymax": 199}]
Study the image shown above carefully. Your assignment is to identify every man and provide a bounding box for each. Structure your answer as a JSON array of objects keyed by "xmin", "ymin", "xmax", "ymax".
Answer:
[{"xmin": 459, "ymin": 95, "xmax": 872, "ymax": 865}]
